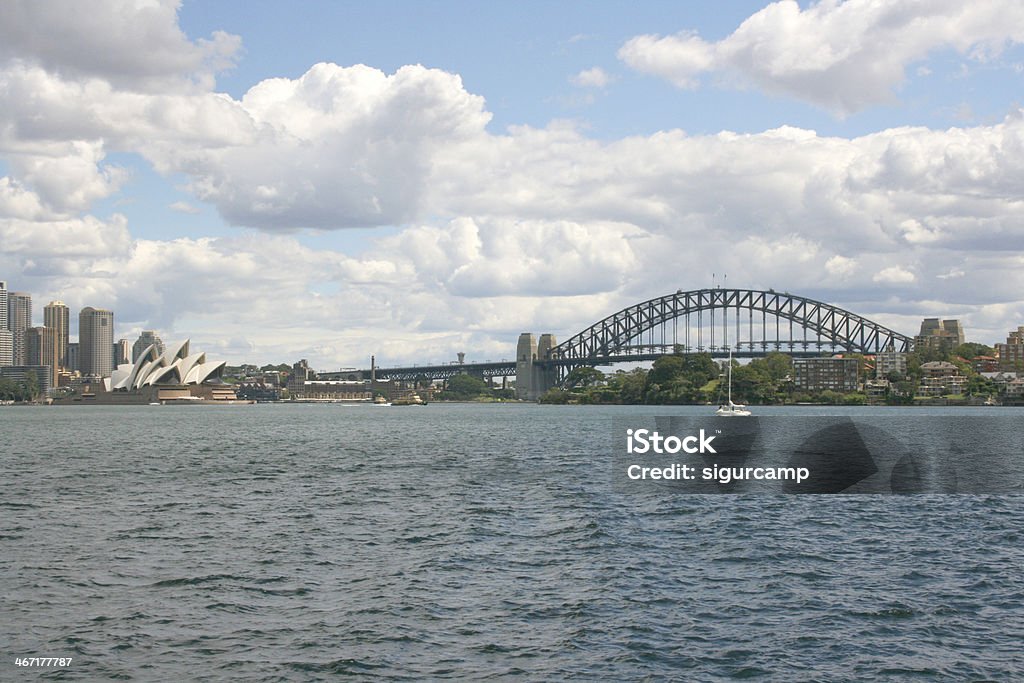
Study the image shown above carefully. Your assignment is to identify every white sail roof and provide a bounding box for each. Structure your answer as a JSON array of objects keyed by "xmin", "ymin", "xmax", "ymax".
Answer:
[{"xmin": 107, "ymin": 340, "xmax": 228, "ymax": 391}]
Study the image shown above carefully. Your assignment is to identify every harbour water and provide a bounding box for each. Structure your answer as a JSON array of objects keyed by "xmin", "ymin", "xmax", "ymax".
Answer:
[{"xmin": 2, "ymin": 404, "xmax": 1023, "ymax": 680}]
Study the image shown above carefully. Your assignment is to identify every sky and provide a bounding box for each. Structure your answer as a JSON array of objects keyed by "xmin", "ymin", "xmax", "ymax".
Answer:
[{"xmin": 2, "ymin": 0, "xmax": 1024, "ymax": 369}]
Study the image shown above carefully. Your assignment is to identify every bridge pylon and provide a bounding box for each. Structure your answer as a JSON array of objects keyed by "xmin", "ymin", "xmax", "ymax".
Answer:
[{"xmin": 516, "ymin": 332, "xmax": 558, "ymax": 400}]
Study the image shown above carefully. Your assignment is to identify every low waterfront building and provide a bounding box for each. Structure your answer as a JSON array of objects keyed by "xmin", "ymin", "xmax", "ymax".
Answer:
[
  {"xmin": 918, "ymin": 361, "xmax": 966, "ymax": 396},
  {"xmin": 864, "ymin": 378, "xmax": 890, "ymax": 405},
  {"xmin": 793, "ymin": 357, "xmax": 859, "ymax": 393},
  {"xmin": 235, "ymin": 381, "xmax": 281, "ymax": 402},
  {"xmin": 293, "ymin": 379, "xmax": 373, "ymax": 401},
  {"xmin": 920, "ymin": 361, "xmax": 959, "ymax": 377},
  {"xmin": 980, "ymin": 371, "xmax": 1020, "ymax": 391},
  {"xmin": 1004, "ymin": 377, "xmax": 1024, "ymax": 399},
  {"xmin": 0, "ymin": 365, "xmax": 51, "ymax": 397},
  {"xmin": 971, "ymin": 355, "xmax": 999, "ymax": 373}
]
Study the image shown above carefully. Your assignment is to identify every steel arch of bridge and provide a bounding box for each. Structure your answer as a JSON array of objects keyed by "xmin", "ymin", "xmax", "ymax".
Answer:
[{"xmin": 550, "ymin": 288, "xmax": 912, "ymax": 363}]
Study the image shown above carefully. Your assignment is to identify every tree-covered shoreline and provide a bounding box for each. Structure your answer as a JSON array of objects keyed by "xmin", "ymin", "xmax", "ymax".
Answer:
[{"xmin": 537, "ymin": 345, "xmax": 1007, "ymax": 406}]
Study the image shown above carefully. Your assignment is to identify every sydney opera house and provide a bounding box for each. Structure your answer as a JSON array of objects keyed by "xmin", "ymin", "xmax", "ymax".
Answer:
[{"xmin": 61, "ymin": 340, "xmax": 246, "ymax": 404}]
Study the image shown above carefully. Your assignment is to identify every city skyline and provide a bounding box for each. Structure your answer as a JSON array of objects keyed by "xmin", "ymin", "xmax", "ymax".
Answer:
[
  {"xmin": 2, "ymin": 276, "xmax": 1021, "ymax": 369},
  {"xmin": 1, "ymin": 2, "xmax": 1024, "ymax": 367}
]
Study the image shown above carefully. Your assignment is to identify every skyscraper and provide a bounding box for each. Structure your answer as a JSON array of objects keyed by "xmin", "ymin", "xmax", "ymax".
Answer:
[
  {"xmin": 67, "ymin": 342, "xmax": 79, "ymax": 372},
  {"xmin": 79, "ymin": 307, "xmax": 114, "ymax": 378},
  {"xmin": 114, "ymin": 338, "xmax": 131, "ymax": 366},
  {"xmin": 44, "ymin": 300, "xmax": 70, "ymax": 370},
  {"xmin": 25, "ymin": 326, "xmax": 59, "ymax": 391},
  {"xmin": 0, "ymin": 329, "xmax": 11, "ymax": 366},
  {"xmin": 0, "ymin": 281, "xmax": 10, "ymax": 366},
  {"xmin": 132, "ymin": 330, "xmax": 165, "ymax": 362},
  {"xmin": 8, "ymin": 292, "xmax": 31, "ymax": 366}
]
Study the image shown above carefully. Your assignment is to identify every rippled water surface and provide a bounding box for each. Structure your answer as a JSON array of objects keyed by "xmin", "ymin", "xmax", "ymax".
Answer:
[{"xmin": 2, "ymin": 404, "xmax": 1023, "ymax": 680}]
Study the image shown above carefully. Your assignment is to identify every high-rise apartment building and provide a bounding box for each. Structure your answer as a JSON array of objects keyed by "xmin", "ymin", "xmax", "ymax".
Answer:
[
  {"xmin": 914, "ymin": 318, "xmax": 965, "ymax": 355},
  {"xmin": 0, "ymin": 281, "xmax": 10, "ymax": 366},
  {"xmin": 25, "ymin": 326, "xmax": 59, "ymax": 391},
  {"xmin": 996, "ymin": 325, "xmax": 1024, "ymax": 371},
  {"xmin": 79, "ymin": 307, "xmax": 114, "ymax": 378},
  {"xmin": 44, "ymin": 300, "xmax": 70, "ymax": 370},
  {"xmin": 0, "ymin": 329, "xmax": 11, "ymax": 366},
  {"xmin": 8, "ymin": 292, "xmax": 31, "ymax": 366},
  {"xmin": 132, "ymin": 330, "xmax": 165, "ymax": 361}
]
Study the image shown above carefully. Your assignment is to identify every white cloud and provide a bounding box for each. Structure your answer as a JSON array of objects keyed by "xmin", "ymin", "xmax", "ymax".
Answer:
[
  {"xmin": 899, "ymin": 219, "xmax": 944, "ymax": 244},
  {"xmin": 0, "ymin": 0, "xmax": 241, "ymax": 92},
  {"xmin": 825, "ymin": 255, "xmax": 858, "ymax": 278},
  {"xmin": 571, "ymin": 67, "xmax": 613, "ymax": 88},
  {"xmin": 0, "ymin": 176, "xmax": 51, "ymax": 220},
  {"xmin": 618, "ymin": 0, "xmax": 1024, "ymax": 113},
  {"xmin": 3, "ymin": 4, "xmax": 1024, "ymax": 363},
  {"xmin": 169, "ymin": 200, "xmax": 201, "ymax": 214},
  {"xmin": 376, "ymin": 217, "xmax": 642, "ymax": 298},
  {"xmin": 873, "ymin": 266, "xmax": 917, "ymax": 284},
  {"xmin": 166, "ymin": 63, "xmax": 492, "ymax": 230},
  {"xmin": 0, "ymin": 213, "xmax": 131, "ymax": 260}
]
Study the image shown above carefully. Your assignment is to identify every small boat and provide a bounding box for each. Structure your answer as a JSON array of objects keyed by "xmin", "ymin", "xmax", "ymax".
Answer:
[
  {"xmin": 392, "ymin": 394, "xmax": 426, "ymax": 406},
  {"xmin": 716, "ymin": 400, "xmax": 751, "ymax": 417},
  {"xmin": 715, "ymin": 347, "xmax": 751, "ymax": 417}
]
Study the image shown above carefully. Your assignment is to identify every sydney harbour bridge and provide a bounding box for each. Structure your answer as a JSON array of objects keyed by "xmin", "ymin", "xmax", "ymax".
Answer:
[{"xmin": 354, "ymin": 288, "xmax": 914, "ymax": 400}]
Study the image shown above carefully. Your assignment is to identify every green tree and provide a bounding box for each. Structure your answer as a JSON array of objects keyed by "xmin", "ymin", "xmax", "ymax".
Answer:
[
  {"xmin": 730, "ymin": 364, "xmax": 773, "ymax": 404},
  {"xmin": 761, "ymin": 352, "xmax": 794, "ymax": 381},
  {"xmin": 647, "ymin": 356, "xmax": 686, "ymax": 387},
  {"xmin": 965, "ymin": 375, "xmax": 996, "ymax": 397},
  {"xmin": 443, "ymin": 373, "xmax": 490, "ymax": 400},
  {"xmin": 609, "ymin": 369, "xmax": 647, "ymax": 404},
  {"xmin": 21, "ymin": 372, "xmax": 39, "ymax": 401},
  {"xmin": 538, "ymin": 387, "xmax": 570, "ymax": 404},
  {"xmin": 0, "ymin": 377, "xmax": 19, "ymax": 401},
  {"xmin": 680, "ymin": 353, "xmax": 719, "ymax": 384},
  {"xmin": 954, "ymin": 343, "xmax": 994, "ymax": 361},
  {"xmin": 565, "ymin": 366, "xmax": 604, "ymax": 389}
]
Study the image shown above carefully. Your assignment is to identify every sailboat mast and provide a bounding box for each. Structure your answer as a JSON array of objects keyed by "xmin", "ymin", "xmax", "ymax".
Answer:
[{"xmin": 727, "ymin": 347, "xmax": 732, "ymax": 405}]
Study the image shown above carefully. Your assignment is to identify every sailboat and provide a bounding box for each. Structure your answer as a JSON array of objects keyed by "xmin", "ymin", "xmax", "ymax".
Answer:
[{"xmin": 715, "ymin": 346, "xmax": 751, "ymax": 417}]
